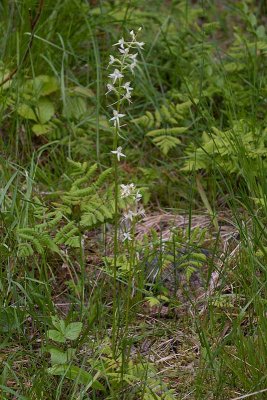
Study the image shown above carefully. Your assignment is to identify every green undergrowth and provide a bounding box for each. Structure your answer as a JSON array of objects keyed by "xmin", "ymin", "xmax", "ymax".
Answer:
[{"xmin": 1, "ymin": 0, "xmax": 267, "ymax": 399}]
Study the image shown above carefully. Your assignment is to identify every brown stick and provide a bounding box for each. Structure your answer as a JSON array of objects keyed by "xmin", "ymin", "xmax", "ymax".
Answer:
[{"xmin": 0, "ymin": 0, "xmax": 45, "ymax": 88}]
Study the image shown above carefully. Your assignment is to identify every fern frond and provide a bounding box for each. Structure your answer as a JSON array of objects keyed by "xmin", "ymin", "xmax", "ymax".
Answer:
[
  {"xmin": 133, "ymin": 99, "xmax": 193, "ymax": 154},
  {"xmin": 151, "ymin": 136, "xmax": 181, "ymax": 155},
  {"xmin": 17, "ymin": 243, "xmax": 34, "ymax": 258},
  {"xmin": 93, "ymin": 168, "xmax": 113, "ymax": 189},
  {"xmin": 54, "ymin": 221, "xmax": 79, "ymax": 245},
  {"xmin": 67, "ymin": 159, "xmax": 88, "ymax": 176},
  {"xmin": 71, "ymin": 163, "xmax": 98, "ymax": 189},
  {"xmin": 37, "ymin": 211, "xmax": 63, "ymax": 229},
  {"xmin": 147, "ymin": 127, "xmax": 188, "ymax": 137},
  {"xmin": 17, "ymin": 227, "xmax": 58, "ymax": 255}
]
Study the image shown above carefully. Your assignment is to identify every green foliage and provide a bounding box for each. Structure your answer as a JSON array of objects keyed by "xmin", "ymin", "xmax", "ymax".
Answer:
[
  {"xmin": 47, "ymin": 316, "xmax": 105, "ymax": 391},
  {"xmin": 48, "ymin": 316, "xmax": 83, "ymax": 344},
  {"xmin": 183, "ymin": 121, "xmax": 267, "ymax": 175},
  {"xmin": 133, "ymin": 99, "xmax": 193, "ymax": 154},
  {"xmin": 141, "ymin": 225, "xmax": 208, "ymax": 290},
  {"xmin": 16, "ymin": 226, "xmax": 59, "ymax": 258},
  {"xmin": 89, "ymin": 340, "xmax": 176, "ymax": 399},
  {"xmin": 50, "ymin": 160, "xmax": 116, "ymax": 246}
]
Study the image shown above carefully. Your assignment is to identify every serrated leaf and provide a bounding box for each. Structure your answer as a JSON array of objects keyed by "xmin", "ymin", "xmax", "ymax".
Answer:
[
  {"xmin": 152, "ymin": 136, "xmax": 181, "ymax": 155},
  {"xmin": 51, "ymin": 316, "xmax": 66, "ymax": 332},
  {"xmin": 64, "ymin": 322, "xmax": 83, "ymax": 340},
  {"xmin": 49, "ymin": 348, "xmax": 68, "ymax": 365},
  {"xmin": 18, "ymin": 104, "xmax": 37, "ymax": 121},
  {"xmin": 48, "ymin": 347, "xmax": 76, "ymax": 365},
  {"xmin": 48, "ymin": 329, "xmax": 66, "ymax": 343}
]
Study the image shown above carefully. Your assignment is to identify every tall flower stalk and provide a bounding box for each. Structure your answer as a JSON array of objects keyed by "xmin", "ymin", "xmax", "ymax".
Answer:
[{"xmin": 106, "ymin": 29, "xmax": 144, "ymax": 355}]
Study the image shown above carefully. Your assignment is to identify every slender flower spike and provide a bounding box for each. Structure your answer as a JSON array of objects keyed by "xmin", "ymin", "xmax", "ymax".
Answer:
[
  {"xmin": 123, "ymin": 231, "xmax": 132, "ymax": 241},
  {"xmin": 110, "ymin": 110, "xmax": 125, "ymax": 128},
  {"xmin": 111, "ymin": 146, "xmax": 126, "ymax": 161},
  {"xmin": 108, "ymin": 69, "xmax": 124, "ymax": 84}
]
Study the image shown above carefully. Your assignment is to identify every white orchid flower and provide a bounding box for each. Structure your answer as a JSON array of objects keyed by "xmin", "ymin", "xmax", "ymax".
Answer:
[
  {"xmin": 108, "ymin": 69, "xmax": 124, "ymax": 84},
  {"xmin": 111, "ymin": 146, "xmax": 126, "ymax": 161},
  {"xmin": 122, "ymin": 231, "xmax": 132, "ymax": 241},
  {"xmin": 110, "ymin": 109, "xmax": 125, "ymax": 128}
]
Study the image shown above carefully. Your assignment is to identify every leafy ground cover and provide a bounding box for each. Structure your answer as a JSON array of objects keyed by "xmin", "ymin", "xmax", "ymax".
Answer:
[{"xmin": 1, "ymin": 0, "xmax": 267, "ymax": 399}]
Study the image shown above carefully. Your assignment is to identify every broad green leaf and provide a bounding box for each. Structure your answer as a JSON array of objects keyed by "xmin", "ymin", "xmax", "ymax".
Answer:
[
  {"xmin": 157, "ymin": 295, "xmax": 170, "ymax": 303},
  {"xmin": 64, "ymin": 322, "xmax": 83, "ymax": 340},
  {"xmin": 34, "ymin": 75, "xmax": 59, "ymax": 96},
  {"xmin": 145, "ymin": 296, "xmax": 161, "ymax": 307},
  {"xmin": 256, "ymin": 25, "xmax": 266, "ymax": 39},
  {"xmin": 49, "ymin": 348, "xmax": 68, "ymax": 365},
  {"xmin": 48, "ymin": 347, "xmax": 76, "ymax": 365},
  {"xmin": 51, "ymin": 316, "xmax": 66, "ymax": 332},
  {"xmin": 248, "ymin": 13, "xmax": 257, "ymax": 27},
  {"xmin": 18, "ymin": 104, "xmax": 37, "ymax": 121},
  {"xmin": 47, "ymin": 364, "xmax": 105, "ymax": 390},
  {"xmin": 32, "ymin": 124, "xmax": 52, "ymax": 136},
  {"xmin": 23, "ymin": 75, "xmax": 59, "ymax": 96},
  {"xmin": 147, "ymin": 127, "xmax": 187, "ymax": 137},
  {"xmin": 37, "ymin": 99, "xmax": 55, "ymax": 124},
  {"xmin": 48, "ymin": 329, "xmax": 66, "ymax": 343}
]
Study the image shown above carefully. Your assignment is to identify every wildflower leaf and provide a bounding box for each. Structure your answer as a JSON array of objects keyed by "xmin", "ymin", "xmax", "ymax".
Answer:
[
  {"xmin": 145, "ymin": 296, "xmax": 161, "ymax": 307},
  {"xmin": 47, "ymin": 364, "xmax": 105, "ymax": 390},
  {"xmin": 18, "ymin": 104, "xmax": 37, "ymax": 121},
  {"xmin": 48, "ymin": 329, "xmax": 66, "ymax": 343},
  {"xmin": 51, "ymin": 316, "xmax": 65, "ymax": 332},
  {"xmin": 64, "ymin": 322, "xmax": 83, "ymax": 340},
  {"xmin": 49, "ymin": 348, "xmax": 69, "ymax": 365},
  {"xmin": 32, "ymin": 123, "xmax": 52, "ymax": 136},
  {"xmin": 36, "ymin": 98, "xmax": 55, "ymax": 124}
]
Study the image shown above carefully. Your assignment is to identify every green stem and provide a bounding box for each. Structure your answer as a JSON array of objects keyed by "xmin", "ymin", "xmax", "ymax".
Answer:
[{"xmin": 112, "ymin": 111, "xmax": 119, "ymax": 357}]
